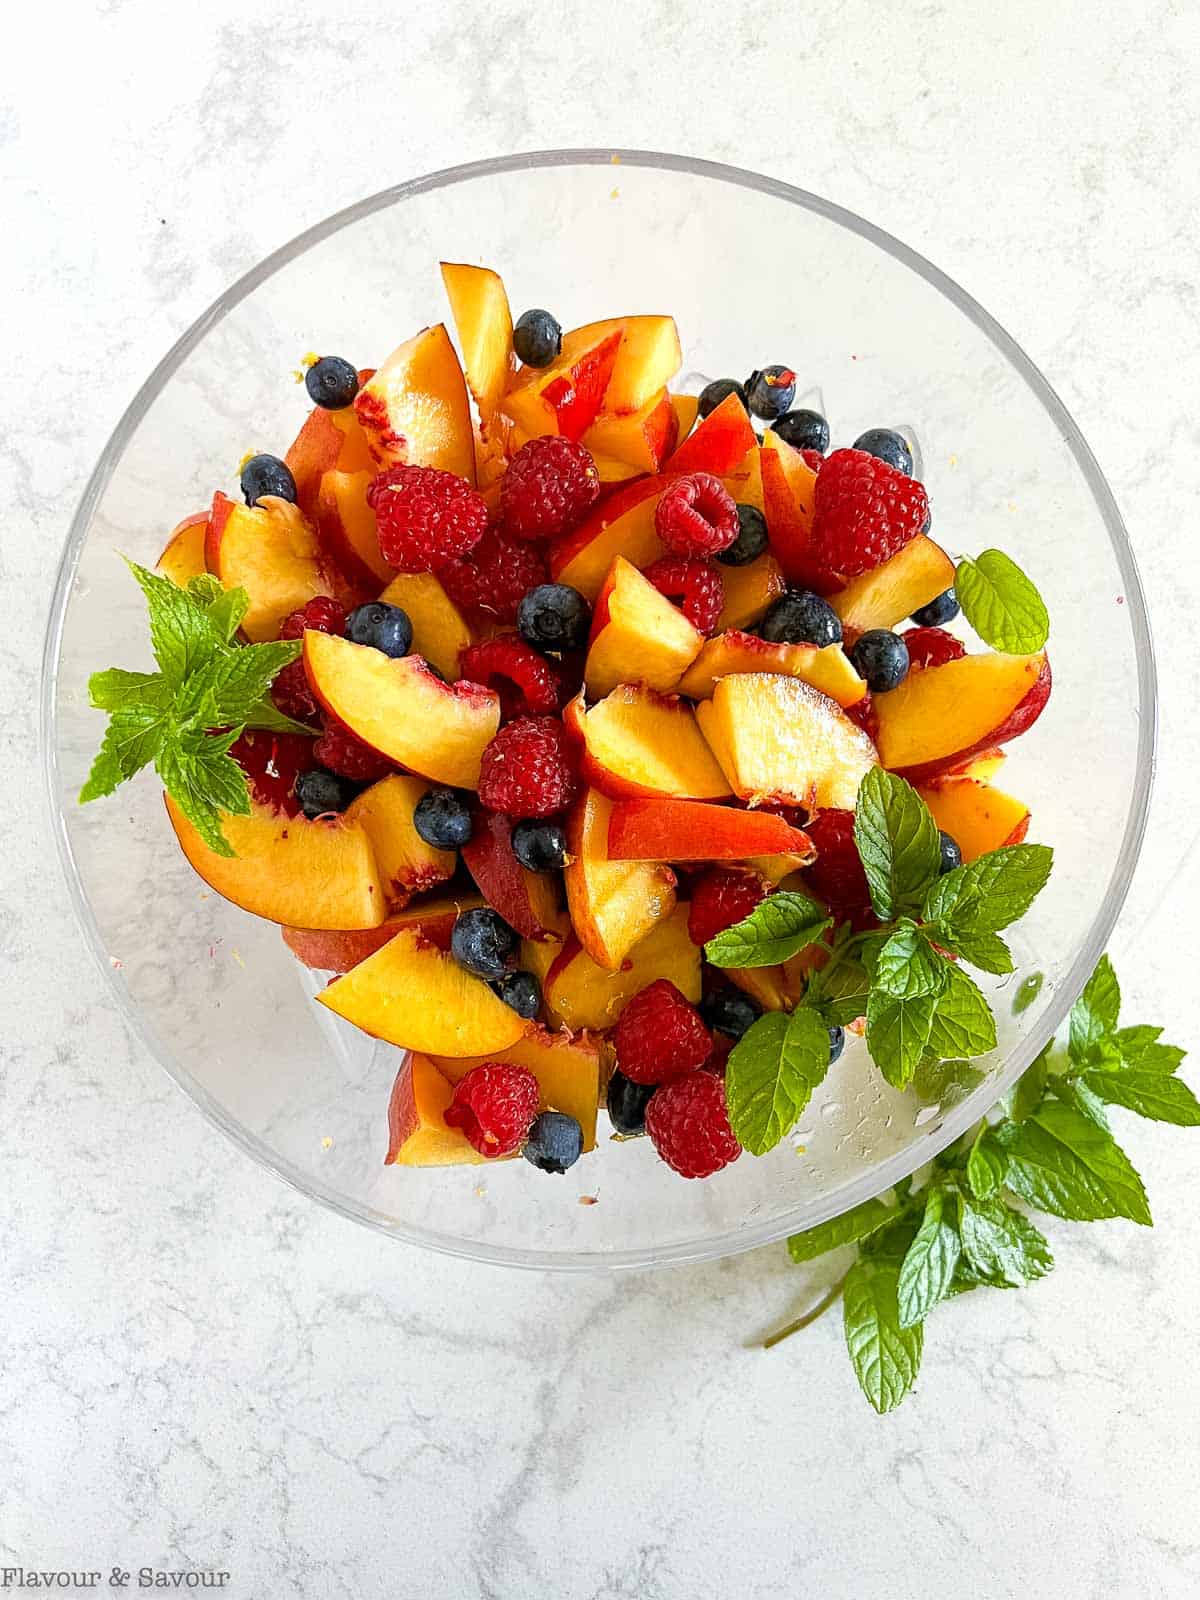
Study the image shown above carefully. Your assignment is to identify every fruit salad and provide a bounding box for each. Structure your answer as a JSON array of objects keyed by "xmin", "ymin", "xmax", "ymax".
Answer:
[{"xmin": 85, "ymin": 262, "xmax": 1053, "ymax": 1184}]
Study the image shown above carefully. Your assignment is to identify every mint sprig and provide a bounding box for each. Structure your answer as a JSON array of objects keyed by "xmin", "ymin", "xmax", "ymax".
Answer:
[
  {"xmin": 80, "ymin": 562, "xmax": 313, "ymax": 855},
  {"xmin": 955, "ymin": 549, "xmax": 1050, "ymax": 653},
  {"xmin": 763, "ymin": 956, "xmax": 1194, "ymax": 1412}
]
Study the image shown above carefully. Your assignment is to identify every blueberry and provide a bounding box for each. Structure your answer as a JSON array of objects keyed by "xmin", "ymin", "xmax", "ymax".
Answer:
[
  {"xmin": 850, "ymin": 629, "xmax": 910, "ymax": 692},
  {"xmin": 717, "ymin": 503, "xmax": 769, "ymax": 567},
  {"xmin": 304, "ymin": 355, "xmax": 359, "ymax": 410},
  {"xmin": 697, "ymin": 378, "xmax": 747, "ymax": 418},
  {"xmin": 491, "ymin": 969, "xmax": 542, "ymax": 1020},
  {"xmin": 744, "ymin": 365, "xmax": 796, "ymax": 422},
  {"xmin": 294, "ymin": 768, "xmax": 356, "ymax": 818},
  {"xmin": 413, "ymin": 788, "xmax": 474, "ymax": 850},
  {"xmin": 828, "ymin": 1026, "xmax": 846, "ymax": 1065},
  {"xmin": 517, "ymin": 583, "xmax": 591, "ymax": 653},
  {"xmin": 853, "ymin": 428, "xmax": 913, "ymax": 476},
  {"xmin": 511, "ymin": 819, "xmax": 568, "ymax": 873},
  {"xmin": 772, "ymin": 408, "xmax": 830, "ymax": 454},
  {"xmin": 911, "ymin": 587, "xmax": 959, "ymax": 628},
  {"xmin": 240, "ymin": 453, "xmax": 296, "ymax": 507},
  {"xmin": 759, "ymin": 589, "xmax": 843, "ymax": 648},
  {"xmin": 938, "ymin": 831, "xmax": 963, "ymax": 876},
  {"xmin": 513, "ymin": 309, "xmax": 562, "ymax": 368},
  {"xmin": 606, "ymin": 1070, "xmax": 655, "ymax": 1136},
  {"xmin": 699, "ymin": 987, "xmax": 763, "ymax": 1041},
  {"xmin": 450, "ymin": 907, "xmax": 519, "ymax": 980},
  {"xmin": 345, "ymin": 601, "xmax": 413, "ymax": 658},
  {"xmin": 522, "ymin": 1110, "xmax": 584, "ymax": 1174}
]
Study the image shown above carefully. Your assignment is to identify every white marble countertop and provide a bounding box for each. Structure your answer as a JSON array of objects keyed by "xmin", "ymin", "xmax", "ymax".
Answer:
[{"xmin": 6, "ymin": 2, "xmax": 1200, "ymax": 1594}]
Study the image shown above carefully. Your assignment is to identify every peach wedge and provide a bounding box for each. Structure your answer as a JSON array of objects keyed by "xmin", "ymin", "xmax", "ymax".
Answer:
[
  {"xmin": 831, "ymin": 535, "xmax": 956, "ymax": 632},
  {"xmin": 916, "ymin": 777, "xmax": 1031, "ymax": 862},
  {"xmin": 874, "ymin": 652, "xmax": 1051, "ymax": 782},
  {"xmin": 564, "ymin": 786, "xmax": 677, "ymax": 971},
  {"xmin": 549, "ymin": 475, "xmax": 667, "ymax": 600},
  {"xmin": 206, "ymin": 492, "xmax": 335, "ymax": 643},
  {"xmin": 676, "ymin": 629, "xmax": 866, "ymax": 708},
  {"xmin": 696, "ymin": 674, "xmax": 878, "ymax": 811},
  {"xmin": 354, "ymin": 324, "xmax": 475, "ymax": 481},
  {"xmin": 431, "ymin": 1028, "xmax": 602, "ymax": 1151},
  {"xmin": 376, "ymin": 571, "xmax": 473, "ymax": 683},
  {"xmin": 439, "ymin": 261, "xmax": 515, "ymax": 419},
  {"xmin": 156, "ymin": 513, "xmax": 209, "ymax": 587},
  {"xmin": 585, "ymin": 556, "xmax": 704, "ymax": 698},
  {"xmin": 569, "ymin": 685, "xmax": 731, "ymax": 801},
  {"xmin": 606, "ymin": 797, "xmax": 813, "ymax": 862},
  {"xmin": 343, "ymin": 774, "xmax": 457, "ymax": 908},
  {"xmin": 304, "ymin": 631, "xmax": 500, "ymax": 788},
  {"xmin": 386, "ymin": 1052, "xmax": 492, "ymax": 1167},
  {"xmin": 319, "ymin": 927, "xmax": 531, "ymax": 1057},
  {"xmin": 534, "ymin": 906, "xmax": 700, "ymax": 1033},
  {"xmin": 282, "ymin": 891, "xmax": 487, "ymax": 974}
]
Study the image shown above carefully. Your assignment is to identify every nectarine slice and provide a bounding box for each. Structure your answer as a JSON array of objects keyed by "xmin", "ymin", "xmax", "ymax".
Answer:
[
  {"xmin": 282, "ymin": 891, "xmax": 487, "ymax": 973},
  {"xmin": 696, "ymin": 674, "xmax": 878, "ymax": 811},
  {"xmin": 431, "ymin": 1027, "xmax": 602, "ymax": 1151},
  {"xmin": 343, "ymin": 774, "xmax": 456, "ymax": 908},
  {"xmin": 316, "ymin": 469, "xmax": 392, "ymax": 591},
  {"xmin": 564, "ymin": 786, "xmax": 676, "ymax": 970},
  {"xmin": 722, "ymin": 444, "xmax": 766, "ymax": 514},
  {"xmin": 873, "ymin": 652, "xmax": 1050, "ymax": 781},
  {"xmin": 831, "ymin": 535, "xmax": 957, "ymax": 632},
  {"xmin": 285, "ymin": 388, "xmax": 375, "ymax": 518},
  {"xmin": 606, "ymin": 797, "xmax": 813, "ymax": 862},
  {"xmin": 319, "ymin": 927, "xmax": 530, "ymax": 1056},
  {"xmin": 916, "ymin": 777, "xmax": 1031, "ymax": 863},
  {"xmin": 595, "ymin": 315, "xmax": 682, "ymax": 414},
  {"xmin": 670, "ymin": 393, "xmax": 700, "ymax": 444},
  {"xmin": 573, "ymin": 684, "xmax": 732, "ymax": 801},
  {"xmin": 537, "ymin": 906, "xmax": 700, "ymax": 1033},
  {"xmin": 354, "ymin": 324, "xmax": 475, "ymax": 481},
  {"xmin": 549, "ymin": 475, "xmax": 667, "ymax": 600},
  {"xmin": 663, "ymin": 391, "xmax": 757, "ymax": 477},
  {"xmin": 717, "ymin": 554, "xmax": 786, "ymax": 633},
  {"xmin": 304, "ymin": 631, "xmax": 500, "ymax": 789},
  {"xmin": 676, "ymin": 629, "xmax": 866, "ymax": 708},
  {"xmin": 156, "ymin": 513, "xmax": 209, "ymax": 587},
  {"xmin": 502, "ymin": 326, "xmax": 624, "ymax": 441},
  {"xmin": 581, "ymin": 388, "xmax": 677, "ymax": 472},
  {"xmin": 461, "ymin": 810, "xmax": 563, "ymax": 942},
  {"xmin": 206, "ymin": 492, "xmax": 335, "ymax": 643},
  {"xmin": 440, "ymin": 261, "xmax": 515, "ymax": 419},
  {"xmin": 386, "ymin": 1052, "xmax": 491, "ymax": 1167},
  {"xmin": 376, "ymin": 571, "xmax": 473, "ymax": 682},
  {"xmin": 585, "ymin": 556, "xmax": 704, "ymax": 698},
  {"xmin": 760, "ymin": 432, "xmax": 835, "ymax": 592},
  {"xmin": 165, "ymin": 795, "xmax": 384, "ymax": 930}
]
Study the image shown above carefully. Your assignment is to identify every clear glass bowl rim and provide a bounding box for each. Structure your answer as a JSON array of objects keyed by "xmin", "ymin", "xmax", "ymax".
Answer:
[{"xmin": 41, "ymin": 148, "xmax": 1158, "ymax": 1273}]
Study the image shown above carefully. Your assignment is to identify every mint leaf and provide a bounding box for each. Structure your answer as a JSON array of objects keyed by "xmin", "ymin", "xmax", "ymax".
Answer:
[
  {"xmin": 787, "ymin": 1196, "xmax": 894, "ymax": 1262},
  {"xmin": 88, "ymin": 668, "xmax": 172, "ymax": 713},
  {"xmin": 874, "ymin": 925, "xmax": 949, "ymax": 1001},
  {"xmin": 180, "ymin": 638, "xmax": 300, "ymax": 726},
  {"xmin": 725, "ymin": 1007, "xmax": 832, "ymax": 1155},
  {"xmin": 1005, "ymin": 1044, "xmax": 1051, "ymax": 1122},
  {"xmin": 861, "ymin": 1212, "xmax": 923, "ymax": 1266},
  {"xmin": 866, "ymin": 987, "xmax": 938, "ymax": 1089},
  {"xmin": 1113, "ymin": 1025, "xmax": 1182, "ymax": 1074},
  {"xmin": 808, "ymin": 954, "xmax": 872, "ymax": 1028},
  {"xmin": 958, "ymin": 1196, "xmax": 1053, "ymax": 1286},
  {"xmin": 924, "ymin": 843, "xmax": 1053, "ymax": 935},
  {"xmin": 242, "ymin": 697, "xmax": 319, "ymax": 737},
  {"xmin": 955, "ymin": 549, "xmax": 1049, "ymax": 652},
  {"xmin": 188, "ymin": 575, "xmax": 249, "ymax": 642},
  {"xmin": 995, "ymin": 1100, "xmax": 1151, "ymax": 1224},
  {"xmin": 155, "ymin": 737, "xmax": 249, "ymax": 858},
  {"xmin": 966, "ymin": 1126, "xmax": 1008, "ymax": 1199},
  {"xmin": 79, "ymin": 707, "xmax": 170, "ymax": 802},
  {"xmin": 912, "ymin": 1055, "xmax": 985, "ymax": 1106},
  {"xmin": 897, "ymin": 1186, "xmax": 961, "ymax": 1327},
  {"xmin": 934, "ymin": 927, "xmax": 1013, "ymax": 976},
  {"xmin": 127, "ymin": 559, "xmax": 222, "ymax": 687},
  {"xmin": 1068, "ymin": 954, "xmax": 1120, "ymax": 1065},
  {"xmin": 1013, "ymin": 971, "xmax": 1044, "ymax": 1014},
  {"xmin": 1081, "ymin": 1070, "xmax": 1200, "ymax": 1127},
  {"xmin": 704, "ymin": 890, "xmax": 830, "ymax": 969},
  {"xmin": 925, "ymin": 962, "xmax": 997, "ymax": 1060},
  {"xmin": 843, "ymin": 1259, "xmax": 923, "ymax": 1414},
  {"xmin": 1049, "ymin": 1075, "xmax": 1111, "ymax": 1130},
  {"xmin": 854, "ymin": 768, "xmax": 941, "ymax": 921}
]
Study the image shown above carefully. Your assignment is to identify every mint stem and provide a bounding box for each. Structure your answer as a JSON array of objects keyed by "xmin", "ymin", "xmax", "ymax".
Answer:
[{"xmin": 762, "ymin": 1271, "xmax": 850, "ymax": 1349}]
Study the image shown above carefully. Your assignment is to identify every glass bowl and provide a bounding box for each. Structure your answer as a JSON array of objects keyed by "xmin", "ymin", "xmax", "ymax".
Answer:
[{"xmin": 42, "ymin": 150, "xmax": 1156, "ymax": 1271}]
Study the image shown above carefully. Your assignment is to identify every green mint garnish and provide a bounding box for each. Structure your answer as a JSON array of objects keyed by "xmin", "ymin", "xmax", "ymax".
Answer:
[{"xmin": 955, "ymin": 549, "xmax": 1050, "ymax": 653}]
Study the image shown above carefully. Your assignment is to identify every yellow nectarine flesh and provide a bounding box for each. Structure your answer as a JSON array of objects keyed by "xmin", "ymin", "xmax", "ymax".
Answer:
[
  {"xmin": 386, "ymin": 1052, "xmax": 491, "ymax": 1167},
  {"xmin": 916, "ymin": 778, "xmax": 1031, "ymax": 862},
  {"xmin": 206, "ymin": 493, "xmax": 334, "ymax": 643},
  {"xmin": 577, "ymin": 684, "xmax": 732, "ymax": 801},
  {"xmin": 343, "ymin": 774, "xmax": 456, "ymax": 909},
  {"xmin": 376, "ymin": 571, "xmax": 473, "ymax": 682},
  {"xmin": 354, "ymin": 324, "xmax": 475, "ymax": 481},
  {"xmin": 874, "ymin": 652, "xmax": 1049, "ymax": 773},
  {"xmin": 439, "ymin": 261, "xmax": 515, "ymax": 418},
  {"xmin": 831, "ymin": 535, "xmax": 957, "ymax": 632},
  {"xmin": 676, "ymin": 629, "xmax": 865, "ymax": 708},
  {"xmin": 585, "ymin": 557, "xmax": 704, "ymax": 698},
  {"xmin": 538, "ymin": 906, "xmax": 700, "ymax": 1033},
  {"xmin": 564, "ymin": 787, "xmax": 677, "ymax": 970},
  {"xmin": 431, "ymin": 1028, "xmax": 602, "ymax": 1151}
]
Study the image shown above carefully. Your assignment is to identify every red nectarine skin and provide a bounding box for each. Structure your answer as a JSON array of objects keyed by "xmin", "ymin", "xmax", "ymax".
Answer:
[
  {"xmin": 606, "ymin": 798, "xmax": 813, "ymax": 862},
  {"xmin": 461, "ymin": 810, "xmax": 562, "ymax": 941},
  {"xmin": 663, "ymin": 391, "xmax": 757, "ymax": 477},
  {"xmin": 549, "ymin": 474, "xmax": 666, "ymax": 579},
  {"xmin": 760, "ymin": 443, "xmax": 839, "ymax": 594},
  {"xmin": 541, "ymin": 331, "xmax": 624, "ymax": 440},
  {"xmin": 889, "ymin": 658, "xmax": 1052, "ymax": 785}
]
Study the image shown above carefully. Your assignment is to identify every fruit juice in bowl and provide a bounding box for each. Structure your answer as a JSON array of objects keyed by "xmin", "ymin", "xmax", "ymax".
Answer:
[{"xmin": 46, "ymin": 154, "xmax": 1152, "ymax": 1269}]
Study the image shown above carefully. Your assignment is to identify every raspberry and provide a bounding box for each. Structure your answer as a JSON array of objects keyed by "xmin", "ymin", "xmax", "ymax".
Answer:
[
  {"xmin": 477, "ymin": 716, "xmax": 577, "ymax": 817},
  {"xmin": 903, "ymin": 625, "xmax": 967, "ymax": 670},
  {"xmin": 812, "ymin": 448, "xmax": 930, "ymax": 578},
  {"xmin": 843, "ymin": 691, "xmax": 879, "ymax": 744},
  {"xmin": 613, "ymin": 979, "xmax": 712, "ymax": 1086},
  {"xmin": 271, "ymin": 659, "xmax": 320, "ymax": 724},
  {"xmin": 443, "ymin": 1062, "xmax": 540, "ymax": 1157},
  {"xmin": 804, "ymin": 809, "xmax": 873, "ymax": 926},
  {"xmin": 499, "ymin": 436, "xmax": 601, "ymax": 541},
  {"xmin": 368, "ymin": 464, "xmax": 488, "ymax": 573},
  {"xmin": 439, "ymin": 527, "xmax": 548, "ymax": 623},
  {"xmin": 231, "ymin": 730, "xmax": 316, "ymax": 817},
  {"xmin": 687, "ymin": 868, "xmax": 769, "ymax": 946},
  {"xmin": 645, "ymin": 1071, "xmax": 742, "ymax": 1179},
  {"xmin": 642, "ymin": 556, "xmax": 724, "ymax": 636},
  {"xmin": 654, "ymin": 472, "xmax": 739, "ymax": 557},
  {"xmin": 278, "ymin": 595, "xmax": 346, "ymax": 640},
  {"xmin": 313, "ymin": 719, "xmax": 393, "ymax": 783},
  {"xmin": 800, "ymin": 448, "xmax": 825, "ymax": 472},
  {"xmin": 459, "ymin": 634, "xmax": 564, "ymax": 719}
]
